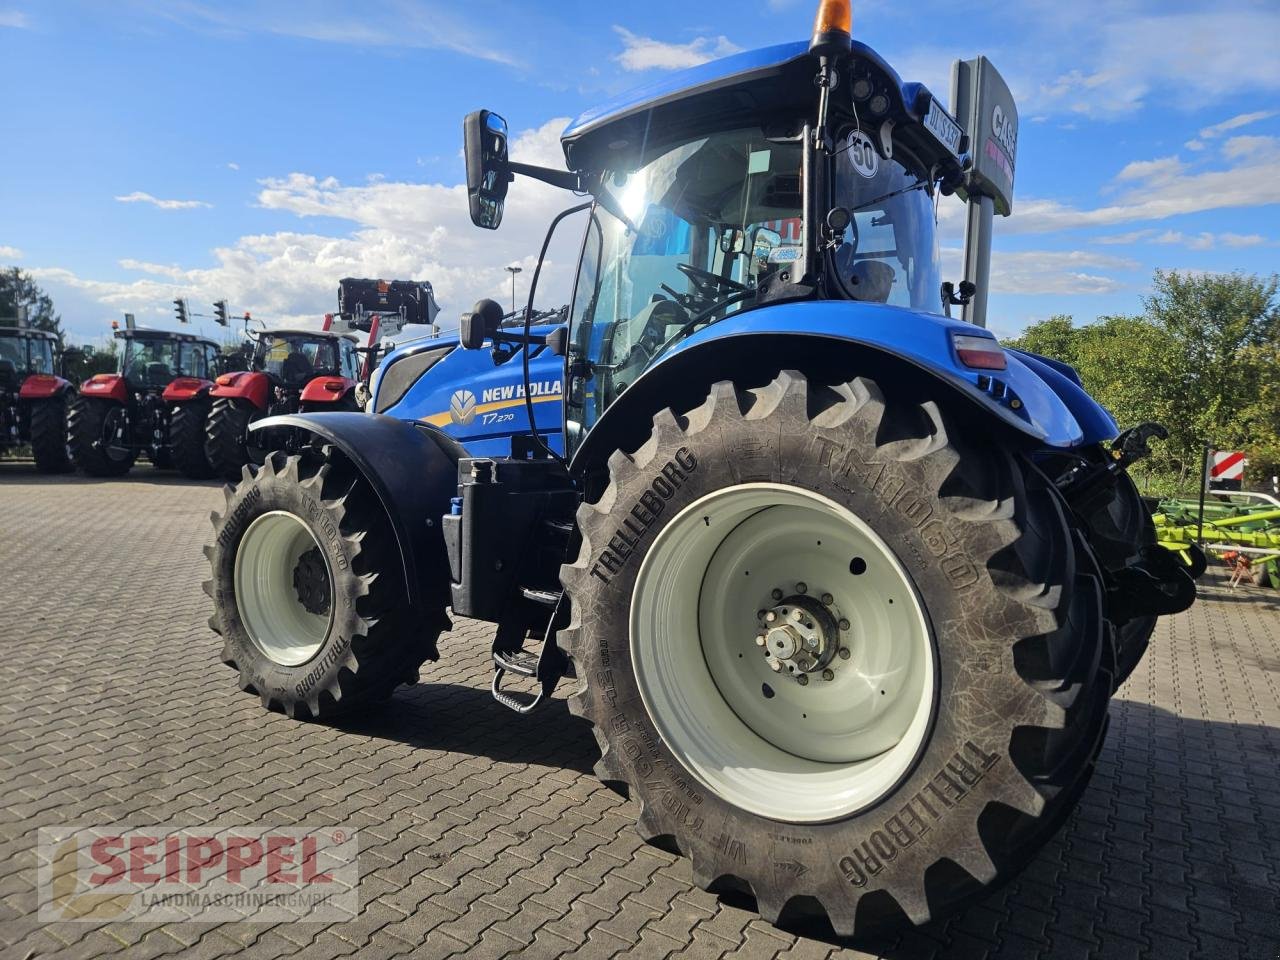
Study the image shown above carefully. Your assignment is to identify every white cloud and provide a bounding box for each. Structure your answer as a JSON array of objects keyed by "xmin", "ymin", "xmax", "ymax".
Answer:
[
  {"xmin": 943, "ymin": 248, "xmax": 1137, "ymax": 296},
  {"xmin": 115, "ymin": 191, "xmax": 213, "ymax": 210},
  {"xmin": 613, "ymin": 26, "xmax": 740, "ymax": 72},
  {"xmin": 39, "ymin": 119, "xmax": 583, "ymax": 337},
  {"xmin": 1004, "ymin": 135, "xmax": 1280, "ymax": 235},
  {"xmin": 148, "ymin": 1, "xmax": 517, "ymax": 66},
  {"xmin": 1113, "ymin": 157, "xmax": 1184, "ymax": 184},
  {"xmin": 0, "ymin": 10, "xmax": 28, "ymax": 28},
  {"xmin": 227, "ymin": 162, "xmax": 240, "ymax": 171},
  {"xmin": 0, "ymin": 245, "xmax": 23, "ymax": 260},
  {"xmin": 1093, "ymin": 229, "xmax": 1267, "ymax": 250},
  {"xmin": 1185, "ymin": 110, "xmax": 1277, "ymax": 150},
  {"xmin": 1025, "ymin": 8, "xmax": 1280, "ymax": 118}
]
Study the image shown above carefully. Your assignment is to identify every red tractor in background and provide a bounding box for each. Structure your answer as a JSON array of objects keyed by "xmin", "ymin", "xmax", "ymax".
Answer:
[
  {"xmin": 0, "ymin": 323, "xmax": 75, "ymax": 473},
  {"xmin": 68, "ymin": 328, "xmax": 222, "ymax": 478},
  {"xmin": 204, "ymin": 328, "xmax": 364, "ymax": 479},
  {"xmin": 204, "ymin": 277, "xmax": 439, "ymax": 479}
]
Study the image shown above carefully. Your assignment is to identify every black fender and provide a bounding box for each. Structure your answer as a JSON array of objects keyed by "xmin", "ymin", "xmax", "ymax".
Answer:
[{"xmin": 249, "ymin": 412, "xmax": 463, "ymax": 612}]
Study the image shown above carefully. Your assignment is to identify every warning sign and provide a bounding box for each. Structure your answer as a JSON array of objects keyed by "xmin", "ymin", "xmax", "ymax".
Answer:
[{"xmin": 1209, "ymin": 450, "xmax": 1246, "ymax": 490}]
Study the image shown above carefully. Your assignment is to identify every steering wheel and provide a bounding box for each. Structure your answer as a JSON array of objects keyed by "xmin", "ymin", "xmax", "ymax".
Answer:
[{"xmin": 676, "ymin": 262, "xmax": 747, "ymax": 298}]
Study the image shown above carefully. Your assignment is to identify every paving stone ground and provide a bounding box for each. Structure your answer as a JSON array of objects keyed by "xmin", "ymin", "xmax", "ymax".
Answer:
[{"xmin": 1, "ymin": 461, "xmax": 1278, "ymax": 959}]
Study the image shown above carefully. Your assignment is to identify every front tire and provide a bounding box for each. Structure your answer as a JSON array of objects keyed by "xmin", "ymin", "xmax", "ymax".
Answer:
[
  {"xmin": 204, "ymin": 446, "xmax": 446, "ymax": 718},
  {"xmin": 205, "ymin": 397, "xmax": 255, "ymax": 481},
  {"xmin": 170, "ymin": 400, "xmax": 215, "ymax": 479},
  {"xmin": 560, "ymin": 371, "xmax": 1111, "ymax": 936},
  {"xmin": 68, "ymin": 397, "xmax": 135, "ymax": 476},
  {"xmin": 28, "ymin": 394, "xmax": 72, "ymax": 473}
]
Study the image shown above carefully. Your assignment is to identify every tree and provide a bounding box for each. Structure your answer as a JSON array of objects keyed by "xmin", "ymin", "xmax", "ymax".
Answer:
[
  {"xmin": 1009, "ymin": 270, "xmax": 1280, "ymax": 494},
  {"xmin": 0, "ymin": 267, "xmax": 63, "ymax": 346}
]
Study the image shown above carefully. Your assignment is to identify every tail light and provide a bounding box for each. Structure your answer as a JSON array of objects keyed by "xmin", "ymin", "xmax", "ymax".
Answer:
[{"xmin": 951, "ymin": 333, "xmax": 1007, "ymax": 371}]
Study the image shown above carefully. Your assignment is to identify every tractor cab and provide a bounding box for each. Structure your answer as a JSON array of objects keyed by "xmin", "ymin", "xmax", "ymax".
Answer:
[
  {"xmin": 0, "ymin": 327, "xmax": 57, "ymax": 389},
  {"xmin": 251, "ymin": 330, "xmax": 360, "ymax": 389},
  {"xmin": 461, "ymin": 30, "xmax": 972, "ymax": 456},
  {"xmin": 114, "ymin": 329, "xmax": 221, "ymax": 392}
]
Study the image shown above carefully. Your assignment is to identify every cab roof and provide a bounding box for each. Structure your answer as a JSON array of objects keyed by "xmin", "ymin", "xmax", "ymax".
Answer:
[
  {"xmin": 561, "ymin": 39, "xmax": 929, "ymax": 172},
  {"xmin": 0, "ymin": 325, "xmax": 57, "ymax": 340},
  {"xmin": 114, "ymin": 329, "xmax": 219, "ymax": 347},
  {"xmin": 265, "ymin": 328, "xmax": 358, "ymax": 343}
]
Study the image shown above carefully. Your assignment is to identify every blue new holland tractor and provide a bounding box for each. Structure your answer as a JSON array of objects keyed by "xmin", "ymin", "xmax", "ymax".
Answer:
[{"xmin": 206, "ymin": 1, "xmax": 1195, "ymax": 935}]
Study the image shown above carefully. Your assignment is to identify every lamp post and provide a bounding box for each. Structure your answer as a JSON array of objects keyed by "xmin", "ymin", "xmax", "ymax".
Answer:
[{"xmin": 505, "ymin": 265, "xmax": 523, "ymax": 314}]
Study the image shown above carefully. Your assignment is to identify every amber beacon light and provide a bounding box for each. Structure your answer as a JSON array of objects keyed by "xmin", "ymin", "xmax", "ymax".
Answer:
[{"xmin": 810, "ymin": 0, "xmax": 853, "ymax": 56}]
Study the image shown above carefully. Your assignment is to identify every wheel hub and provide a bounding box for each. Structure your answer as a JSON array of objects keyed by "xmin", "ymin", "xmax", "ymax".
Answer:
[
  {"xmin": 292, "ymin": 546, "xmax": 331, "ymax": 616},
  {"xmin": 757, "ymin": 589, "xmax": 843, "ymax": 681}
]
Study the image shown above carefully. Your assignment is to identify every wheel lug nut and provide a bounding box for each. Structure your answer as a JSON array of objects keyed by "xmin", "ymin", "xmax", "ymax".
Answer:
[
  {"xmin": 838, "ymin": 618, "xmax": 851, "ymax": 631},
  {"xmin": 769, "ymin": 660, "xmax": 782, "ymax": 672},
  {"xmin": 795, "ymin": 582, "xmax": 807, "ymax": 594},
  {"xmin": 821, "ymin": 592, "xmax": 834, "ymax": 606},
  {"xmin": 838, "ymin": 647, "xmax": 852, "ymax": 660},
  {"xmin": 805, "ymin": 637, "xmax": 819, "ymax": 650},
  {"xmin": 771, "ymin": 588, "xmax": 784, "ymax": 601},
  {"xmin": 755, "ymin": 635, "xmax": 767, "ymax": 646},
  {"xmin": 796, "ymin": 674, "xmax": 809, "ymax": 685},
  {"xmin": 822, "ymin": 669, "xmax": 835, "ymax": 681},
  {"xmin": 764, "ymin": 611, "xmax": 777, "ymax": 623}
]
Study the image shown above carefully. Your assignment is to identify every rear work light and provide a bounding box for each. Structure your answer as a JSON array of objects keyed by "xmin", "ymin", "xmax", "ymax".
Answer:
[{"xmin": 952, "ymin": 333, "xmax": 1007, "ymax": 371}]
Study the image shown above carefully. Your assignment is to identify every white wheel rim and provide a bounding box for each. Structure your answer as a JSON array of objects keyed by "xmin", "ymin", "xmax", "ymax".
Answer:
[
  {"xmin": 630, "ymin": 483, "xmax": 936, "ymax": 822},
  {"xmin": 234, "ymin": 511, "xmax": 334, "ymax": 667}
]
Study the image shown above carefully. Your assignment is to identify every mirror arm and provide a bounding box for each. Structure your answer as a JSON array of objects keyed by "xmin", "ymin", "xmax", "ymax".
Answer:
[{"xmin": 507, "ymin": 161, "xmax": 582, "ymax": 192}]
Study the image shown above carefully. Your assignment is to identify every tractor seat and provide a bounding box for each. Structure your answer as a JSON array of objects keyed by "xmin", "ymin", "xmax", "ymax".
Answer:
[
  {"xmin": 146, "ymin": 362, "xmax": 173, "ymax": 384},
  {"xmin": 847, "ymin": 259, "xmax": 895, "ymax": 304},
  {"xmin": 282, "ymin": 353, "xmax": 313, "ymax": 383}
]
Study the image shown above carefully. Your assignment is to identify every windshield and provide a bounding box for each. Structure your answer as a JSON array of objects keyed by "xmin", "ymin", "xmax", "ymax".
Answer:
[
  {"xmin": 258, "ymin": 334, "xmax": 340, "ymax": 385},
  {"xmin": 29, "ymin": 338, "xmax": 54, "ymax": 375},
  {"xmin": 568, "ymin": 127, "xmax": 804, "ymax": 428},
  {"xmin": 122, "ymin": 337, "xmax": 182, "ymax": 387},
  {"xmin": 0, "ymin": 335, "xmax": 24, "ymax": 372},
  {"xmin": 829, "ymin": 129, "xmax": 941, "ymax": 311},
  {"xmin": 0, "ymin": 334, "xmax": 53, "ymax": 375}
]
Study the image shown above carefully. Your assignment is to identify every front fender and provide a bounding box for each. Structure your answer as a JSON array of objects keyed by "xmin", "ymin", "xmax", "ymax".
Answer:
[
  {"xmin": 211, "ymin": 371, "xmax": 270, "ymax": 409},
  {"xmin": 19, "ymin": 374, "xmax": 72, "ymax": 401},
  {"xmin": 162, "ymin": 377, "xmax": 213, "ymax": 403},
  {"xmin": 79, "ymin": 374, "xmax": 128, "ymax": 405},
  {"xmin": 571, "ymin": 301, "xmax": 1107, "ymax": 473},
  {"xmin": 248, "ymin": 412, "xmax": 462, "ymax": 612},
  {"xmin": 299, "ymin": 376, "xmax": 356, "ymax": 405}
]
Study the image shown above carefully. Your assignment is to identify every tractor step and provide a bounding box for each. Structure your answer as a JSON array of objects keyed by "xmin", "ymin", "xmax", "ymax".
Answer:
[
  {"xmin": 493, "ymin": 649, "xmax": 539, "ymax": 678},
  {"xmin": 520, "ymin": 587, "xmax": 561, "ymax": 607}
]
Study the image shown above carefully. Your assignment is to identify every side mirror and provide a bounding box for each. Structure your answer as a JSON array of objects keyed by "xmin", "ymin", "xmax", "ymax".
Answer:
[
  {"xmin": 459, "ymin": 299, "xmax": 505, "ymax": 350},
  {"xmin": 463, "ymin": 110, "xmax": 510, "ymax": 230}
]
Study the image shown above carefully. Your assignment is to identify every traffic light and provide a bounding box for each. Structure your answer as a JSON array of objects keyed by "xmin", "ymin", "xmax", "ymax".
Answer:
[
  {"xmin": 173, "ymin": 298, "xmax": 189, "ymax": 324},
  {"xmin": 213, "ymin": 300, "xmax": 229, "ymax": 327}
]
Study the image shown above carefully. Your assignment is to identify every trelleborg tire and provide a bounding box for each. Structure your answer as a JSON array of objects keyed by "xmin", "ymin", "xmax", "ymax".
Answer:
[
  {"xmin": 170, "ymin": 400, "xmax": 216, "ymax": 479},
  {"xmin": 559, "ymin": 370, "xmax": 1109, "ymax": 936},
  {"xmin": 205, "ymin": 397, "xmax": 256, "ymax": 481},
  {"xmin": 29, "ymin": 394, "xmax": 72, "ymax": 473},
  {"xmin": 204, "ymin": 446, "xmax": 446, "ymax": 719},
  {"xmin": 68, "ymin": 396, "xmax": 135, "ymax": 477}
]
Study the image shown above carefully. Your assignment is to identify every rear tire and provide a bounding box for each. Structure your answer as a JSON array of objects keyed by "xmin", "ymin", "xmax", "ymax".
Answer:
[
  {"xmin": 170, "ymin": 400, "xmax": 215, "ymax": 479},
  {"xmin": 68, "ymin": 397, "xmax": 135, "ymax": 476},
  {"xmin": 29, "ymin": 394, "xmax": 72, "ymax": 473},
  {"xmin": 560, "ymin": 371, "xmax": 1111, "ymax": 936},
  {"xmin": 206, "ymin": 397, "xmax": 255, "ymax": 481},
  {"xmin": 204, "ymin": 446, "xmax": 446, "ymax": 718}
]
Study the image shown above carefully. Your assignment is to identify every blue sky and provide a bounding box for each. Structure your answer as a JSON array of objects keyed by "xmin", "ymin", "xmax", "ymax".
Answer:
[{"xmin": 1, "ymin": 0, "xmax": 1278, "ymax": 346}]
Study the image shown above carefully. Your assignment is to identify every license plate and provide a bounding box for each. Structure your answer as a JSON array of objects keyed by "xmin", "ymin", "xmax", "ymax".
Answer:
[{"xmin": 923, "ymin": 99, "xmax": 964, "ymax": 156}]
